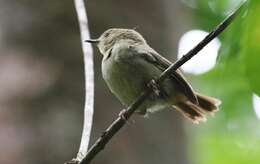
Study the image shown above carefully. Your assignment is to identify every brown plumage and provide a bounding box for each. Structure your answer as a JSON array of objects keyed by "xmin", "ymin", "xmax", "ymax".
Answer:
[{"xmin": 175, "ymin": 93, "xmax": 221, "ymax": 124}]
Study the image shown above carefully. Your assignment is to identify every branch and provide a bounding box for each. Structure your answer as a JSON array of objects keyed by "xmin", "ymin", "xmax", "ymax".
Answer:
[
  {"xmin": 80, "ymin": 2, "xmax": 246, "ymax": 164},
  {"xmin": 65, "ymin": 0, "xmax": 94, "ymax": 163}
]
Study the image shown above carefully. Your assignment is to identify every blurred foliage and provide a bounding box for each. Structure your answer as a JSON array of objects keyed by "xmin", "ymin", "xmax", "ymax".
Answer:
[
  {"xmin": 186, "ymin": 0, "xmax": 260, "ymax": 164},
  {"xmin": 241, "ymin": 1, "xmax": 260, "ymax": 96}
]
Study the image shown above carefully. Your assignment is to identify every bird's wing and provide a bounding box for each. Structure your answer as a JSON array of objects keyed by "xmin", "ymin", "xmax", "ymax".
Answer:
[{"xmin": 132, "ymin": 45, "xmax": 198, "ymax": 104}]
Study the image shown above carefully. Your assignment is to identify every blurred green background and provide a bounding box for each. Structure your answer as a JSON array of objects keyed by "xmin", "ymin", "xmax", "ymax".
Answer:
[{"xmin": 0, "ymin": 0, "xmax": 259, "ymax": 164}]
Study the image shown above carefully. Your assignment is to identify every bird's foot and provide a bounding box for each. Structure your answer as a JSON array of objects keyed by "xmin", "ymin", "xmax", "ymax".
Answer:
[
  {"xmin": 119, "ymin": 109, "xmax": 135, "ymax": 125},
  {"xmin": 65, "ymin": 158, "xmax": 80, "ymax": 164},
  {"xmin": 119, "ymin": 109, "xmax": 128, "ymax": 121}
]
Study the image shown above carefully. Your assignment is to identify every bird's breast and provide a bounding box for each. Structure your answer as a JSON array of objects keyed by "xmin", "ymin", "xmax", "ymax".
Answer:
[{"xmin": 101, "ymin": 54, "xmax": 157, "ymax": 106}]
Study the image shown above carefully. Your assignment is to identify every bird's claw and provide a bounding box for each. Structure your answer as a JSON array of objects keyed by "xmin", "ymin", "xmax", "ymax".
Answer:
[
  {"xmin": 65, "ymin": 158, "xmax": 80, "ymax": 164},
  {"xmin": 119, "ymin": 109, "xmax": 127, "ymax": 121},
  {"xmin": 119, "ymin": 109, "xmax": 135, "ymax": 125}
]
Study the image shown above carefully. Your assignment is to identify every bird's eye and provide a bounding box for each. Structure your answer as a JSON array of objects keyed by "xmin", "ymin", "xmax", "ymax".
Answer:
[{"xmin": 104, "ymin": 32, "xmax": 110, "ymax": 37}]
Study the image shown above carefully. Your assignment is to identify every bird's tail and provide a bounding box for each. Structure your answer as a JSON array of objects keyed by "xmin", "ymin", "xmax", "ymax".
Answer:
[{"xmin": 174, "ymin": 93, "xmax": 221, "ymax": 124}]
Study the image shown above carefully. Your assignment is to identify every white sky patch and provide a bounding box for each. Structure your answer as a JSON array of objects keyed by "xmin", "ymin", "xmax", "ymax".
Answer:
[
  {"xmin": 178, "ymin": 30, "xmax": 221, "ymax": 75},
  {"xmin": 253, "ymin": 94, "xmax": 260, "ymax": 120}
]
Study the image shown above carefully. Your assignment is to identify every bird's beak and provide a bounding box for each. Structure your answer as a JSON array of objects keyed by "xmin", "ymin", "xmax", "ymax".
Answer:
[{"xmin": 85, "ymin": 39, "xmax": 100, "ymax": 44}]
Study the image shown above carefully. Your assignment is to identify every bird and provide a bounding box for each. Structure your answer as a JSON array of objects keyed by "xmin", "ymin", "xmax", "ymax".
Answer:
[{"xmin": 86, "ymin": 28, "xmax": 221, "ymax": 124}]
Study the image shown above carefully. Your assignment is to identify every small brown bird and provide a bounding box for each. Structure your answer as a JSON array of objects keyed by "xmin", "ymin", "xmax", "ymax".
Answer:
[{"xmin": 86, "ymin": 28, "xmax": 221, "ymax": 124}]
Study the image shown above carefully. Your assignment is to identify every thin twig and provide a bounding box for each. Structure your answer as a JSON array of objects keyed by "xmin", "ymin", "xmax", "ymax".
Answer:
[
  {"xmin": 80, "ymin": 2, "xmax": 246, "ymax": 164},
  {"xmin": 65, "ymin": 0, "xmax": 94, "ymax": 164}
]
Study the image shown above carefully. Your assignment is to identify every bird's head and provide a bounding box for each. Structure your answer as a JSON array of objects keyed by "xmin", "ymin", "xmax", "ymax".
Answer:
[{"xmin": 86, "ymin": 28, "xmax": 146, "ymax": 55}]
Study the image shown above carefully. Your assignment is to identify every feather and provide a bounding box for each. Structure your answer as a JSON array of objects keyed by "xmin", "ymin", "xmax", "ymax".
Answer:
[{"xmin": 132, "ymin": 44, "xmax": 198, "ymax": 104}]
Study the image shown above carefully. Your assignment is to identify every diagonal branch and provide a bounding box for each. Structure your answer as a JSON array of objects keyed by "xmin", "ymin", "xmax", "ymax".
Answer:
[{"xmin": 79, "ymin": 2, "xmax": 246, "ymax": 164}]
